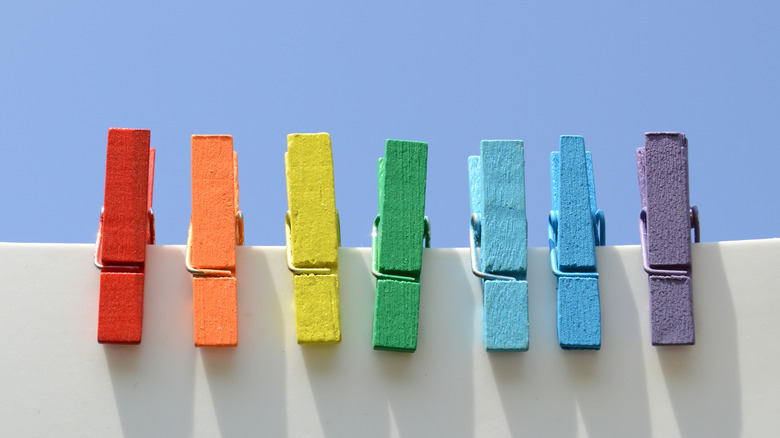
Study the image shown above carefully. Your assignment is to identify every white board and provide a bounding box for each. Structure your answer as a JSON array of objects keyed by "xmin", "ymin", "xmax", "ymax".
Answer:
[{"xmin": 0, "ymin": 239, "xmax": 777, "ymax": 437}]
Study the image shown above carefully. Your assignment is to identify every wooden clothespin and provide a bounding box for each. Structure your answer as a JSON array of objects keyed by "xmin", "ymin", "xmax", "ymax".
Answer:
[
  {"xmin": 285, "ymin": 133, "xmax": 341, "ymax": 344},
  {"xmin": 95, "ymin": 128, "xmax": 155, "ymax": 344},
  {"xmin": 187, "ymin": 135, "xmax": 244, "ymax": 347},
  {"xmin": 549, "ymin": 135, "xmax": 605, "ymax": 350},
  {"xmin": 637, "ymin": 132, "xmax": 700, "ymax": 345},
  {"xmin": 468, "ymin": 140, "xmax": 529, "ymax": 352},
  {"xmin": 372, "ymin": 139, "xmax": 429, "ymax": 352}
]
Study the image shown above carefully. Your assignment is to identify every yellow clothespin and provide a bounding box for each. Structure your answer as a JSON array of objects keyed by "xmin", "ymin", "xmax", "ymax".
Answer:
[{"xmin": 285, "ymin": 133, "xmax": 341, "ymax": 344}]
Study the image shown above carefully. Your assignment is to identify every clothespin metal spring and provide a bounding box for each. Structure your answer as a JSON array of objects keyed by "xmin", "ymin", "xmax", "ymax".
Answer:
[
  {"xmin": 639, "ymin": 205, "xmax": 700, "ymax": 276},
  {"xmin": 468, "ymin": 213, "xmax": 516, "ymax": 282},
  {"xmin": 371, "ymin": 214, "xmax": 431, "ymax": 282},
  {"xmin": 284, "ymin": 210, "xmax": 341, "ymax": 275},
  {"xmin": 94, "ymin": 206, "xmax": 155, "ymax": 271},
  {"xmin": 547, "ymin": 209, "xmax": 606, "ymax": 278},
  {"xmin": 185, "ymin": 211, "xmax": 244, "ymax": 277}
]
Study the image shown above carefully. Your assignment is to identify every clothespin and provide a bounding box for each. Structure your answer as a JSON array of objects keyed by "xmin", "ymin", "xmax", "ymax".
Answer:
[
  {"xmin": 285, "ymin": 133, "xmax": 341, "ymax": 344},
  {"xmin": 468, "ymin": 140, "xmax": 529, "ymax": 352},
  {"xmin": 372, "ymin": 139, "xmax": 429, "ymax": 352},
  {"xmin": 95, "ymin": 128, "xmax": 155, "ymax": 344},
  {"xmin": 187, "ymin": 135, "xmax": 244, "ymax": 347},
  {"xmin": 636, "ymin": 132, "xmax": 700, "ymax": 345},
  {"xmin": 548, "ymin": 135, "xmax": 605, "ymax": 350}
]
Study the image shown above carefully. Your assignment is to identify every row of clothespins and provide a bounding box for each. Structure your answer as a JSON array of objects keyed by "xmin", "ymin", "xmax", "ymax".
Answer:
[{"xmin": 96, "ymin": 129, "xmax": 698, "ymax": 352}]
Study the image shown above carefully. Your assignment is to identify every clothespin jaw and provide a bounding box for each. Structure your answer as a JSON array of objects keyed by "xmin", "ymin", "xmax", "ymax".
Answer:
[
  {"xmin": 372, "ymin": 139, "xmax": 429, "ymax": 352},
  {"xmin": 187, "ymin": 135, "xmax": 243, "ymax": 347},
  {"xmin": 468, "ymin": 140, "xmax": 529, "ymax": 352},
  {"xmin": 548, "ymin": 135, "xmax": 604, "ymax": 350},
  {"xmin": 637, "ymin": 132, "xmax": 699, "ymax": 345},
  {"xmin": 284, "ymin": 133, "xmax": 341, "ymax": 344},
  {"xmin": 95, "ymin": 128, "xmax": 155, "ymax": 344}
]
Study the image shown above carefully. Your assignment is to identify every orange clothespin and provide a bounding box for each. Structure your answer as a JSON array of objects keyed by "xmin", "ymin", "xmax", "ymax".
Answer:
[
  {"xmin": 95, "ymin": 128, "xmax": 155, "ymax": 344},
  {"xmin": 186, "ymin": 135, "xmax": 244, "ymax": 347}
]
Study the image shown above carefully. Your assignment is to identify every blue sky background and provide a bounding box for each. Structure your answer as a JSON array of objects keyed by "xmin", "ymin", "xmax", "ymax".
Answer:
[{"xmin": 2, "ymin": 1, "xmax": 778, "ymax": 248}]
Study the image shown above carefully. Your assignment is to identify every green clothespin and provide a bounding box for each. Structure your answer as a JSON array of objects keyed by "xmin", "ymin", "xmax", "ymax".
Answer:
[{"xmin": 372, "ymin": 139, "xmax": 430, "ymax": 352}]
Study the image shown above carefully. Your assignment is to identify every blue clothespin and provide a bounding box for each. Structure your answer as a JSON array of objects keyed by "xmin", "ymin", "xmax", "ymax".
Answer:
[
  {"xmin": 469, "ymin": 140, "xmax": 529, "ymax": 352},
  {"xmin": 549, "ymin": 135, "xmax": 605, "ymax": 350}
]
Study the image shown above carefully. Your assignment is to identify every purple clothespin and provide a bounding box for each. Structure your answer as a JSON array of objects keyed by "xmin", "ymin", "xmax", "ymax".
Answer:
[{"xmin": 636, "ymin": 132, "xmax": 700, "ymax": 345}]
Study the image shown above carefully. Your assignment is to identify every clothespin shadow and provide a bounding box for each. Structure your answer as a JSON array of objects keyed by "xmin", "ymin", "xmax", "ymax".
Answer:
[
  {"xmin": 285, "ymin": 132, "xmax": 342, "ymax": 344},
  {"xmin": 187, "ymin": 135, "xmax": 244, "ymax": 347},
  {"xmin": 549, "ymin": 135, "xmax": 605, "ymax": 350},
  {"xmin": 468, "ymin": 140, "xmax": 529, "ymax": 352},
  {"xmin": 637, "ymin": 132, "xmax": 700, "ymax": 345},
  {"xmin": 95, "ymin": 128, "xmax": 155, "ymax": 344},
  {"xmin": 371, "ymin": 139, "xmax": 429, "ymax": 352}
]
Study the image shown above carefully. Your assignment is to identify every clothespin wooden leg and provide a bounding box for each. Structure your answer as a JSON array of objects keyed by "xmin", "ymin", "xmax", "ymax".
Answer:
[
  {"xmin": 372, "ymin": 279, "xmax": 420, "ymax": 352},
  {"xmin": 193, "ymin": 277, "xmax": 238, "ymax": 347},
  {"xmin": 649, "ymin": 276, "xmax": 694, "ymax": 345},
  {"xmin": 483, "ymin": 280, "xmax": 529, "ymax": 352},
  {"xmin": 294, "ymin": 274, "xmax": 341, "ymax": 344},
  {"xmin": 98, "ymin": 272, "xmax": 144, "ymax": 344},
  {"xmin": 557, "ymin": 277, "xmax": 601, "ymax": 350}
]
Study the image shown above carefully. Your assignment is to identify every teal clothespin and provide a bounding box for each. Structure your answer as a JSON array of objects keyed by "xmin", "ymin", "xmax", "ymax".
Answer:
[
  {"xmin": 372, "ymin": 139, "xmax": 430, "ymax": 352},
  {"xmin": 549, "ymin": 135, "xmax": 605, "ymax": 350},
  {"xmin": 468, "ymin": 140, "xmax": 529, "ymax": 352}
]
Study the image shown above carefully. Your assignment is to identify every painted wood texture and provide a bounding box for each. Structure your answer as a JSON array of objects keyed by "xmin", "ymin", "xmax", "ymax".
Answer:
[
  {"xmin": 292, "ymin": 274, "xmax": 340, "ymax": 343},
  {"xmin": 191, "ymin": 136, "xmax": 236, "ymax": 271},
  {"xmin": 480, "ymin": 141, "xmax": 527, "ymax": 275},
  {"xmin": 482, "ymin": 280, "xmax": 528, "ymax": 351},
  {"xmin": 554, "ymin": 136, "xmax": 596, "ymax": 272},
  {"xmin": 550, "ymin": 135, "xmax": 601, "ymax": 350},
  {"xmin": 192, "ymin": 277, "xmax": 237, "ymax": 346},
  {"xmin": 97, "ymin": 128, "xmax": 153, "ymax": 344},
  {"xmin": 375, "ymin": 140, "xmax": 428, "ymax": 275},
  {"xmin": 373, "ymin": 139, "xmax": 428, "ymax": 352},
  {"xmin": 639, "ymin": 133, "xmax": 692, "ymax": 267},
  {"xmin": 468, "ymin": 140, "xmax": 529, "ymax": 351},
  {"xmin": 556, "ymin": 277, "xmax": 600, "ymax": 349},
  {"xmin": 373, "ymin": 279, "xmax": 420, "ymax": 352},
  {"xmin": 637, "ymin": 132, "xmax": 695, "ymax": 345},
  {"xmin": 190, "ymin": 135, "xmax": 239, "ymax": 347},
  {"xmin": 285, "ymin": 132, "xmax": 341, "ymax": 344},
  {"xmin": 98, "ymin": 272, "xmax": 145, "ymax": 343},
  {"xmin": 101, "ymin": 128, "xmax": 150, "ymax": 265}
]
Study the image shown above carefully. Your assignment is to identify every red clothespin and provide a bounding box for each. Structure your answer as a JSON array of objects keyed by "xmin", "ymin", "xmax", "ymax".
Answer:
[{"xmin": 95, "ymin": 128, "xmax": 155, "ymax": 344}]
